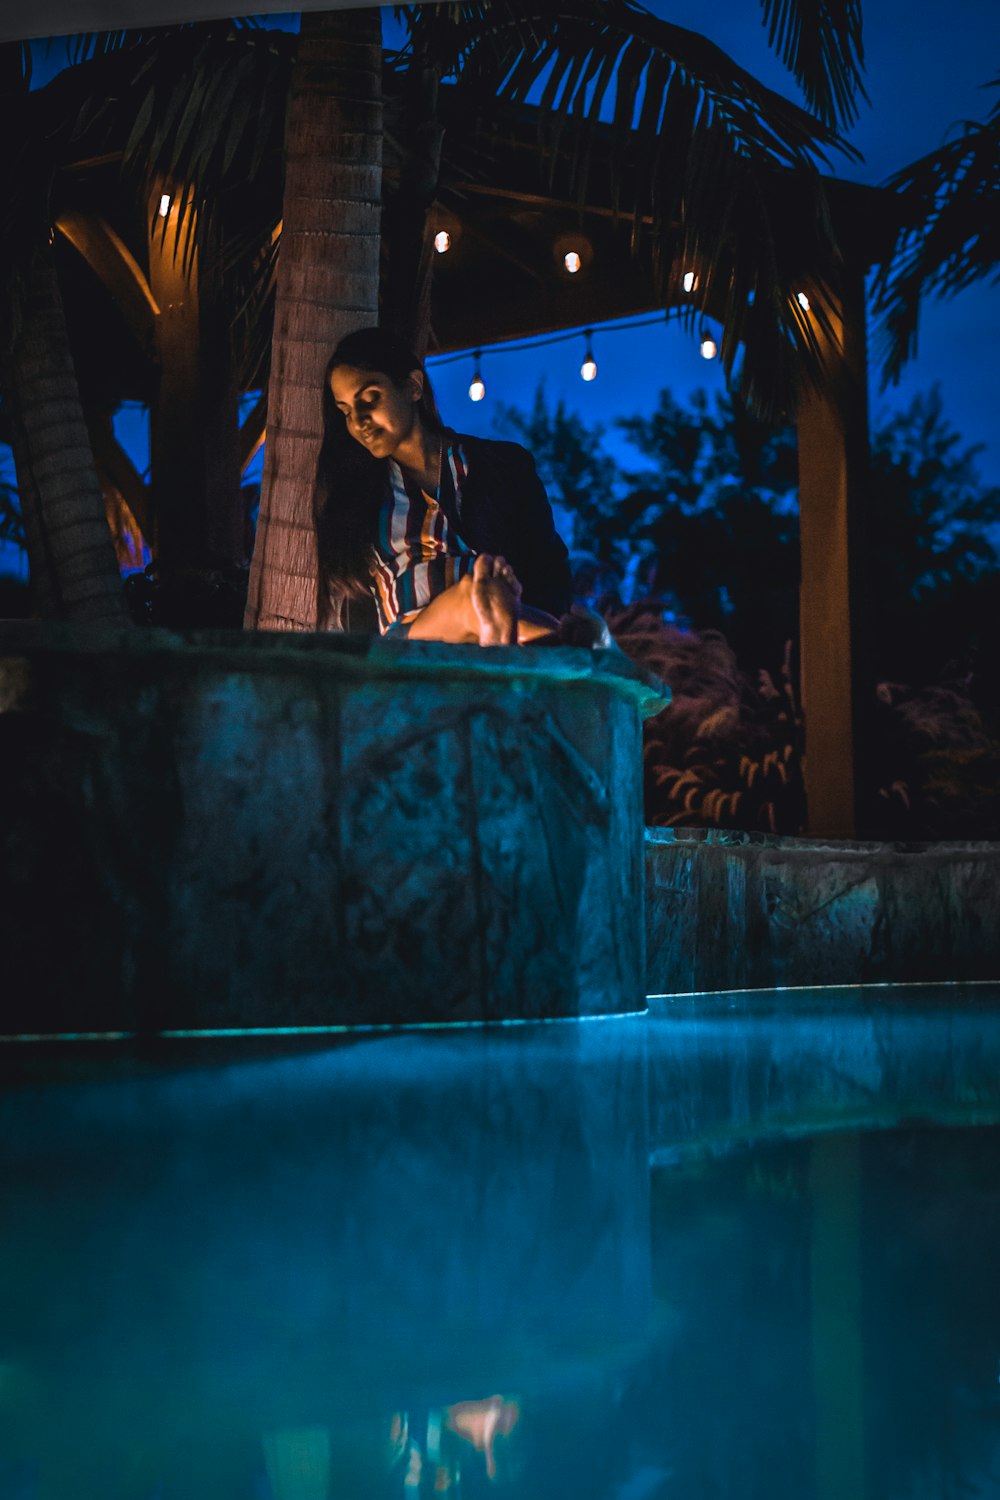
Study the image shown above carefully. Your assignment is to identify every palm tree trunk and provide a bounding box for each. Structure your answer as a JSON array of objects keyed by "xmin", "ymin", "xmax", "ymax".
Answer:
[
  {"xmin": 10, "ymin": 244, "xmax": 128, "ymax": 622},
  {"xmin": 244, "ymin": 9, "xmax": 383, "ymax": 631}
]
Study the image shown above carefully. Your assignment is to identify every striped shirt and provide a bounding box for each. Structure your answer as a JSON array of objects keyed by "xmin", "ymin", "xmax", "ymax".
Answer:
[{"xmin": 370, "ymin": 433, "xmax": 477, "ymax": 634}]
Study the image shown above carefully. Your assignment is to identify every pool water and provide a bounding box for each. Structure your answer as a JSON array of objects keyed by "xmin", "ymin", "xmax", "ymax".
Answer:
[{"xmin": 2, "ymin": 987, "xmax": 1000, "ymax": 1498}]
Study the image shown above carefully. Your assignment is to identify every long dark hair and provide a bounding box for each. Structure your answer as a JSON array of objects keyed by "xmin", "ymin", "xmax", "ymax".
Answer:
[{"xmin": 314, "ymin": 327, "xmax": 444, "ymax": 628}]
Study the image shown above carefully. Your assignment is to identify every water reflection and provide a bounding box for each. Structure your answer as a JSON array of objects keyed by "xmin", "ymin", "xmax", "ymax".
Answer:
[
  {"xmin": 3, "ymin": 1002, "xmax": 1000, "ymax": 1496},
  {"xmin": 263, "ymin": 1398, "xmax": 522, "ymax": 1496}
]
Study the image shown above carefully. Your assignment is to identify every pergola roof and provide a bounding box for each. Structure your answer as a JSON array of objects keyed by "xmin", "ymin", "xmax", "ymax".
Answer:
[{"xmin": 424, "ymin": 95, "xmax": 900, "ymax": 354}]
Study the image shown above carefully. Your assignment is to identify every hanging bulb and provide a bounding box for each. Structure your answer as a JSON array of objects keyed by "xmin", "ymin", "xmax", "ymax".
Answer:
[
  {"xmin": 796, "ymin": 291, "xmax": 811, "ymax": 311},
  {"xmin": 580, "ymin": 331, "xmax": 597, "ymax": 382},
  {"xmin": 563, "ymin": 250, "xmax": 582, "ymax": 274},
  {"xmin": 469, "ymin": 354, "xmax": 485, "ymax": 402},
  {"xmin": 682, "ymin": 271, "xmax": 697, "ymax": 294},
  {"xmin": 158, "ymin": 193, "xmax": 171, "ymax": 218},
  {"xmin": 434, "ymin": 230, "xmax": 451, "ymax": 254},
  {"xmin": 699, "ymin": 335, "xmax": 718, "ymax": 360}
]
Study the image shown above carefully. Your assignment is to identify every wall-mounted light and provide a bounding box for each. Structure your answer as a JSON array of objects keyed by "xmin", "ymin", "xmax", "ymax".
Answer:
[
  {"xmin": 580, "ymin": 331, "xmax": 597, "ymax": 382},
  {"xmin": 469, "ymin": 352, "xmax": 485, "ymax": 402},
  {"xmin": 158, "ymin": 193, "xmax": 172, "ymax": 219},
  {"xmin": 434, "ymin": 230, "xmax": 451, "ymax": 255}
]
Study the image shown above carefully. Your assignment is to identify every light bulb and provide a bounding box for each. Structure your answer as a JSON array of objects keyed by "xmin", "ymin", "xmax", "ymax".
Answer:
[
  {"xmin": 700, "ymin": 337, "xmax": 717, "ymax": 360},
  {"xmin": 158, "ymin": 193, "xmax": 171, "ymax": 218},
  {"xmin": 581, "ymin": 356, "xmax": 597, "ymax": 382},
  {"xmin": 434, "ymin": 230, "xmax": 451, "ymax": 254},
  {"xmin": 682, "ymin": 271, "xmax": 697, "ymax": 293},
  {"xmin": 563, "ymin": 250, "xmax": 582, "ymax": 274},
  {"xmin": 469, "ymin": 375, "xmax": 485, "ymax": 402},
  {"xmin": 796, "ymin": 291, "xmax": 811, "ymax": 311}
]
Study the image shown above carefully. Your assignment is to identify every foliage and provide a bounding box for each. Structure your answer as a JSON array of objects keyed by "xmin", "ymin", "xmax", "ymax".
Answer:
[
  {"xmin": 498, "ymin": 379, "xmax": 1000, "ymax": 689},
  {"xmin": 607, "ymin": 602, "xmax": 1000, "ymax": 839},
  {"xmin": 874, "ymin": 77, "xmax": 1000, "ymax": 382},
  {"xmin": 867, "ymin": 386, "xmax": 1000, "ymax": 683},
  {"xmin": 615, "ymin": 386, "xmax": 800, "ymax": 666},
  {"xmin": 869, "ymin": 679, "xmax": 1000, "ymax": 840},
  {"xmin": 494, "ymin": 379, "xmax": 1000, "ymax": 838},
  {"xmin": 606, "ymin": 601, "xmax": 806, "ymax": 832},
  {"xmin": 491, "ymin": 383, "xmax": 622, "ymax": 559}
]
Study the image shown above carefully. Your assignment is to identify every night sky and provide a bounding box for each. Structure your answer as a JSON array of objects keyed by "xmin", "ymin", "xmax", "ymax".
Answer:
[{"xmin": 3, "ymin": 0, "xmax": 998, "ymax": 579}]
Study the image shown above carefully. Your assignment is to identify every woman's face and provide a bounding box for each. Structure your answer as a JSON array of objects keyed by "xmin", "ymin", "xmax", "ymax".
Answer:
[{"xmin": 329, "ymin": 364, "xmax": 422, "ymax": 458}]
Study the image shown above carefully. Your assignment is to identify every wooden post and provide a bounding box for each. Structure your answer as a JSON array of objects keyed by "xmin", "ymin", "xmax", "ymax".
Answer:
[
  {"xmin": 147, "ymin": 193, "xmax": 244, "ymax": 579},
  {"xmin": 796, "ymin": 269, "xmax": 871, "ymax": 838}
]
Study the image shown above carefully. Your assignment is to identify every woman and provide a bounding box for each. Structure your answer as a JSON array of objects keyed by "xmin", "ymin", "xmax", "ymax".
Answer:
[{"xmin": 314, "ymin": 327, "xmax": 574, "ymax": 644}]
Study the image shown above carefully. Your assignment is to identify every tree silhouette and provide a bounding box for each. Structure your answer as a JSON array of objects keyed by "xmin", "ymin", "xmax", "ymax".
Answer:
[{"xmin": 496, "ymin": 378, "xmax": 1000, "ymax": 692}]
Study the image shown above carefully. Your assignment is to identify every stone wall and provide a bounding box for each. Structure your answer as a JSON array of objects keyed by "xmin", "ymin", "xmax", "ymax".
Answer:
[
  {"xmin": 0, "ymin": 624, "xmax": 666, "ymax": 1032},
  {"xmin": 645, "ymin": 826, "xmax": 1000, "ymax": 996}
]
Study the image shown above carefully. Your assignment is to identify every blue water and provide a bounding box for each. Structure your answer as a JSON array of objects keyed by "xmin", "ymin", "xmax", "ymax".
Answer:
[{"xmin": 2, "ymin": 986, "xmax": 1000, "ymax": 1498}]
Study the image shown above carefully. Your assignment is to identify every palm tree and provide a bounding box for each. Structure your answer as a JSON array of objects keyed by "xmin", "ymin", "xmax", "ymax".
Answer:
[
  {"xmin": 1, "ymin": 41, "xmax": 128, "ymax": 621},
  {"xmin": 874, "ymin": 76, "xmax": 1000, "ymax": 382},
  {"xmin": 244, "ymin": 9, "xmax": 383, "ymax": 630}
]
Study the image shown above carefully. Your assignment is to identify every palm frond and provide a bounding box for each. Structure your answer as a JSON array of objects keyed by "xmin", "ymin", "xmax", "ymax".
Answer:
[
  {"xmin": 873, "ymin": 80, "xmax": 1000, "ymax": 384},
  {"xmin": 395, "ymin": 0, "xmax": 856, "ymax": 171},
  {"xmin": 758, "ymin": 0, "xmax": 867, "ymax": 129}
]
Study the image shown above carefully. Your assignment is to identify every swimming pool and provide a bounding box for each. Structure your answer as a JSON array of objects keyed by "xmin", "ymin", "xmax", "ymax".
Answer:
[{"xmin": 2, "ymin": 985, "xmax": 999, "ymax": 1497}]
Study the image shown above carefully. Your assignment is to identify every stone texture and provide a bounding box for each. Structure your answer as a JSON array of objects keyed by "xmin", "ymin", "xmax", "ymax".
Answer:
[
  {"xmin": 645, "ymin": 827, "xmax": 1000, "ymax": 996},
  {"xmin": 0, "ymin": 624, "xmax": 666, "ymax": 1032}
]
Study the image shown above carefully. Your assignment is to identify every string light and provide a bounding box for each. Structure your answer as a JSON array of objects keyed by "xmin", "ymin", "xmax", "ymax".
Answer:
[
  {"xmin": 429, "ymin": 310, "xmax": 729, "ymax": 388},
  {"xmin": 580, "ymin": 330, "xmax": 597, "ymax": 381},
  {"xmin": 796, "ymin": 291, "xmax": 811, "ymax": 311},
  {"xmin": 563, "ymin": 250, "xmax": 582, "ymax": 274},
  {"xmin": 682, "ymin": 271, "xmax": 697, "ymax": 293},
  {"xmin": 434, "ymin": 230, "xmax": 451, "ymax": 254},
  {"xmin": 699, "ymin": 334, "xmax": 718, "ymax": 360},
  {"xmin": 158, "ymin": 193, "xmax": 171, "ymax": 218}
]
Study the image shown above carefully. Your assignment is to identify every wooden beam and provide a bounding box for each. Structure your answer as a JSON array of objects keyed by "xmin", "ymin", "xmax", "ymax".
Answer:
[
  {"xmin": 55, "ymin": 210, "xmax": 158, "ymax": 355},
  {"xmin": 796, "ymin": 270, "xmax": 871, "ymax": 838}
]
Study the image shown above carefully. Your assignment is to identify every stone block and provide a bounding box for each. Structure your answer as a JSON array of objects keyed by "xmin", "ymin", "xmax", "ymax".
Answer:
[
  {"xmin": 0, "ymin": 624, "xmax": 666, "ymax": 1031},
  {"xmin": 645, "ymin": 827, "xmax": 1000, "ymax": 996}
]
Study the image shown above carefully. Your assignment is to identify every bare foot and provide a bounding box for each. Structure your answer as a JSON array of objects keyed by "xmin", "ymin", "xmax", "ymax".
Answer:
[
  {"xmin": 471, "ymin": 554, "xmax": 519, "ymax": 646},
  {"xmin": 492, "ymin": 556, "xmax": 523, "ymax": 604}
]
